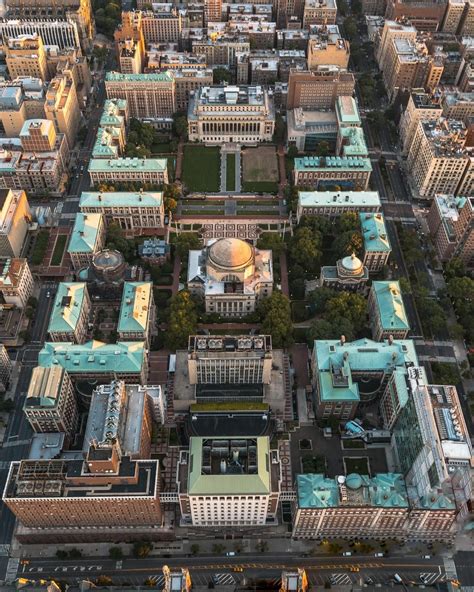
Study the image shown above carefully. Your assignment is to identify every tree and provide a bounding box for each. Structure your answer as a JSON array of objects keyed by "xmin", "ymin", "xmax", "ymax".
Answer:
[
  {"xmin": 213, "ymin": 67, "xmax": 232, "ymax": 84},
  {"xmin": 308, "ymin": 287, "xmax": 337, "ymax": 312},
  {"xmin": 315, "ymin": 140, "xmax": 330, "ymax": 157},
  {"xmin": 306, "ymin": 316, "xmax": 355, "ymax": 343},
  {"xmin": 258, "ymin": 291, "xmax": 293, "ymax": 348},
  {"xmin": 190, "ymin": 544, "xmax": 200, "ymax": 556},
  {"xmin": 109, "ymin": 546, "xmax": 123, "ymax": 560},
  {"xmin": 97, "ymin": 576, "xmax": 114, "ymax": 586},
  {"xmin": 256, "ymin": 233, "xmax": 286, "ymax": 258},
  {"xmin": 337, "ymin": 212, "xmax": 359, "ymax": 234},
  {"xmin": 166, "ymin": 291, "xmax": 198, "ymax": 350},
  {"xmin": 325, "ymin": 292, "xmax": 367, "ymax": 334},
  {"xmin": 289, "ymin": 227, "xmax": 322, "ymax": 273},
  {"xmin": 256, "ymin": 541, "xmax": 269, "ymax": 553},
  {"xmin": 332, "ymin": 230, "xmax": 363, "ymax": 259},
  {"xmin": 56, "ymin": 550, "xmax": 68, "ymax": 559},
  {"xmin": 106, "ymin": 222, "xmax": 136, "ymax": 262},
  {"xmin": 174, "ymin": 232, "xmax": 201, "ymax": 259},
  {"xmin": 68, "ymin": 548, "xmax": 82, "ymax": 559},
  {"xmin": 173, "ymin": 114, "xmax": 188, "ymax": 140},
  {"xmin": 444, "ymin": 258, "xmax": 466, "ymax": 280},
  {"xmin": 133, "ymin": 541, "xmax": 153, "ymax": 558},
  {"xmin": 164, "ymin": 183, "xmax": 180, "ymax": 212},
  {"xmin": 0, "ymin": 398, "xmax": 14, "ymax": 412},
  {"xmin": 273, "ymin": 113, "xmax": 286, "ymax": 143},
  {"xmin": 212, "ymin": 543, "xmax": 226, "ymax": 554},
  {"xmin": 343, "ymin": 17, "xmax": 358, "ymax": 41}
]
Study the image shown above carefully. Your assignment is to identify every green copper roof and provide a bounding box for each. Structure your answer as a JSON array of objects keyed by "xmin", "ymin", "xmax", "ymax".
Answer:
[
  {"xmin": 88, "ymin": 157, "xmax": 168, "ymax": 173},
  {"xmin": 371, "ymin": 281, "xmax": 409, "ymax": 331},
  {"xmin": 92, "ymin": 128, "xmax": 120, "ymax": 159},
  {"xmin": 294, "ymin": 156, "xmax": 372, "ymax": 172},
  {"xmin": 68, "ymin": 213, "xmax": 102, "ymax": 254},
  {"xmin": 360, "ymin": 212, "xmax": 391, "ymax": 253},
  {"xmin": 419, "ymin": 489, "xmax": 456, "ymax": 510},
  {"xmin": 80, "ymin": 191, "xmax": 163, "ymax": 209},
  {"xmin": 188, "ymin": 437, "xmax": 271, "ymax": 495},
  {"xmin": 100, "ymin": 99, "xmax": 127, "ymax": 127},
  {"xmin": 336, "ymin": 96, "xmax": 361, "ymax": 126},
  {"xmin": 106, "ymin": 71, "xmax": 174, "ymax": 82},
  {"xmin": 297, "ymin": 474, "xmax": 340, "ymax": 508},
  {"xmin": 297, "ymin": 472, "xmax": 408, "ymax": 509},
  {"xmin": 38, "ymin": 341, "xmax": 145, "ymax": 374},
  {"xmin": 48, "ymin": 283, "xmax": 88, "ymax": 334},
  {"xmin": 315, "ymin": 338, "xmax": 418, "ymax": 372},
  {"xmin": 118, "ymin": 282, "xmax": 153, "ymax": 334},
  {"xmin": 314, "ymin": 338, "xmax": 418, "ymax": 404},
  {"xmin": 339, "ymin": 126, "xmax": 368, "ymax": 157}
]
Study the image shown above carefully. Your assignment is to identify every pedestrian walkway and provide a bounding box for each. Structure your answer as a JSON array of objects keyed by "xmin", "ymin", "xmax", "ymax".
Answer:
[{"xmin": 279, "ymin": 252, "xmax": 289, "ymax": 296}]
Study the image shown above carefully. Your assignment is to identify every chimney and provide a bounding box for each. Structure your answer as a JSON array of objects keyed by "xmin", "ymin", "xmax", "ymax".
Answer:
[{"xmin": 340, "ymin": 335, "xmax": 345, "ymax": 345}]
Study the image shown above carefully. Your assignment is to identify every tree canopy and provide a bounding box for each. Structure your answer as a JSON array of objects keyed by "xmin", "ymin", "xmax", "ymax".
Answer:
[
  {"xmin": 165, "ymin": 291, "xmax": 198, "ymax": 350},
  {"xmin": 289, "ymin": 227, "xmax": 322, "ymax": 273},
  {"xmin": 174, "ymin": 233, "xmax": 201, "ymax": 260},
  {"xmin": 256, "ymin": 233, "xmax": 286, "ymax": 258},
  {"xmin": 258, "ymin": 291, "xmax": 293, "ymax": 348}
]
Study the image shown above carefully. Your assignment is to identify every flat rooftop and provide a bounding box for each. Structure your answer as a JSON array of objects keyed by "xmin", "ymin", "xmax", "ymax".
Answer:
[
  {"xmin": 196, "ymin": 85, "xmax": 266, "ymax": 106},
  {"xmin": 299, "ymin": 190, "xmax": 381, "ymax": 208},
  {"xmin": 188, "ymin": 436, "xmax": 271, "ymax": 495}
]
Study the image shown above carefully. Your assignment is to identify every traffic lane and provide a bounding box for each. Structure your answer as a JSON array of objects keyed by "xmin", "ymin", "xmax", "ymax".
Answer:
[
  {"xmin": 370, "ymin": 160, "xmax": 388, "ymax": 199},
  {"xmin": 31, "ymin": 286, "xmax": 55, "ymax": 343},
  {"xmin": 386, "ymin": 161, "xmax": 409, "ymax": 201}
]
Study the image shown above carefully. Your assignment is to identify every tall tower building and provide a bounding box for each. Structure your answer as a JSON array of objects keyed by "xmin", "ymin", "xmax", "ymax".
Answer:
[{"xmin": 204, "ymin": 0, "xmax": 222, "ymax": 24}]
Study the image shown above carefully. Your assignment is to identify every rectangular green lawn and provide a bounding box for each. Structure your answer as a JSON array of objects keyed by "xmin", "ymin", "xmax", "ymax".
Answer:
[
  {"xmin": 182, "ymin": 146, "xmax": 220, "ymax": 192},
  {"xmin": 242, "ymin": 181, "xmax": 278, "ymax": 194},
  {"xmin": 51, "ymin": 235, "xmax": 67, "ymax": 266},
  {"xmin": 226, "ymin": 153, "xmax": 236, "ymax": 191}
]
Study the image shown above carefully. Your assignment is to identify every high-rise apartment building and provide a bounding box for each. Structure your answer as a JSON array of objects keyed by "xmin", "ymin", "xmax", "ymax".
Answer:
[
  {"xmin": 204, "ymin": 0, "xmax": 223, "ymax": 24},
  {"xmin": 187, "ymin": 85, "xmax": 275, "ymax": 144},
  {"xmin": 105, "ymin": 72, "xmax": 176, "ymax": 119},
  {"xmin": 47, "ymin": 282, "xmax": 91, "ymax": 343},
  {"xmin": 407, "ymin": 118, "xmax": 472, "ymax": 198},
  {"xmin": 382, "ymin": 38, "xmax": 444, "ymax": 101},
  {"xmin": 0, "ymin": 80, "xmax": 46, "ymax": 138},
  {"xmin": 142, "ymin": 8, "xmax": 183, "ymax": 43},
  {"xmin": 0, "ymin": 189, "xmax": 31, "ymax": 258},
  {"xmin": 45, "ymin": 71, "xmax": 82, "ymax": 149},
  {"xmin": 118, "ymin": 39, "xmax": 143, "ymax": 74},
  {"xmin": 307, "ymin": 25, "xmax": 350, "ymax": 70},
  {"xmin": 24, "ymin": 366, "xmax": 78, "ymax": 436},
  {"xmin": 442, "ymin": 0, "xmax": 467, "ymax": 33},
  {"xmin": 287, "ymin": 68, "xmax": 355, "ymax": 110},
  {"xmin": 5, "ymin": 35, "xmax": 48, "ymax": 82},
  {"xmin": 376, "ymin": 20, "xmax": 417, "ymax": 71},
  {"xmin": 302, "ymin": 0, "xmax": 337, "ymax": 28},
  {"xmin": 427, "ymin": 194, "xmax": 474, "ymax": 267},
  {"xmin": 0, "ymin": 344, "xmax": 12, "ymax": 392},
  {"xmin": 0, "ymin": 258, "xmax": 34, "ymax": 308},
  {"xmin": 440, "ymin": 89, "xmax": 474, "ymax": 123},
  {"xmin": 399, "ymin": 90, "xmax": 443, "ymax": 154},
  {"xmin": 385, "ymin": 0, "xmax": 447, "ymax": 32},
  {"xmin": 172, "ymin": 68, "xmax": 214, "ymax": 111},
  {"xmin": 177, "ymin": 437, "xmax": 281, "ymax": 527}
]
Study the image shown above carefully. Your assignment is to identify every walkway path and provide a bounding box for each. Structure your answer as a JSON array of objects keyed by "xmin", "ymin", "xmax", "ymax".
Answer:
[
  {"xmin": 220, "ymin": 148, "xmax": 226, "ymax": 192},
  {"xmin": 171, "ymin": 255, "xmax": 181, "ymax": 294},
  {"xmin": 175, "ymin": 140, "xmax": 184, "ymax": 181},
  {"xmin": 235, "ymin": 149, "xmax": 242, "ymax": 192}
]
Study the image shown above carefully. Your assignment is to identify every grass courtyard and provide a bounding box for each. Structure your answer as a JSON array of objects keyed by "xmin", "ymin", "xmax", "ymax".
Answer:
[
  {"xmin": 50, "ymin": 235, "xmax": 68, "ymax": 266},
  {"xmin": 226, "ymin": 153, "xmax": 236, "ymax": 191},
  {"xmin": 182, "ymin": 145, "xmax": 220, "ymax": 192},
  {"xmin": 242, "ymin": 146, "xmax": 279, "ymax": 194}
]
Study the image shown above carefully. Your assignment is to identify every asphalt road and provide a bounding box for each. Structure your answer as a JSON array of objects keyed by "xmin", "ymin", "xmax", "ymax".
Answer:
[{"xmin": 17, "ymin": 554, "xmax": 446, "ymax": 587}]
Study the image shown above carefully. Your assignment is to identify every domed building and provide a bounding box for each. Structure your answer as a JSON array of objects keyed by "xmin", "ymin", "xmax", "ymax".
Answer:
[
  {"xmin": 319, "ymin": 252, "xmax": 368, "ymax": 292},
  {"xmin": 188, "ymin": 238, "xmax": 273, "ymax": 317}
]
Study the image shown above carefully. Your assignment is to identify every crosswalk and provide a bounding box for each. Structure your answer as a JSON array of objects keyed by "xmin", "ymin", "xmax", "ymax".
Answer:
[
  {"xmin": 146, "ymin": 575, "xmax": 164, "ymax": 586},
  {"xmin": 329, "ymin": 573, "xmax": 353, "ymax": 585},
  {"xmin": 419, "ymin": 572, "xmax": 444, "ymax": 585},
  {"xmin": 213, "ymin": 573, "xmax": 236, "ymax": 585},
  {"xmin": 5, "ymin": 558, "xmax": 19, "ymax": 583}
]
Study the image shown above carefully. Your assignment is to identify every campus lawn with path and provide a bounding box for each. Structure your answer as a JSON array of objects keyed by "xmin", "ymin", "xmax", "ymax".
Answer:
[{"xmin": 182, "ymin": 145, "xmax": 220, "ymax": 192}]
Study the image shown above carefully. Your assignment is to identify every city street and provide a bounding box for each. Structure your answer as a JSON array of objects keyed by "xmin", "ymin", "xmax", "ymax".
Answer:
[{"xmin": 14, "ymin": 553, "xmax": 447, "ymax": 587}]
